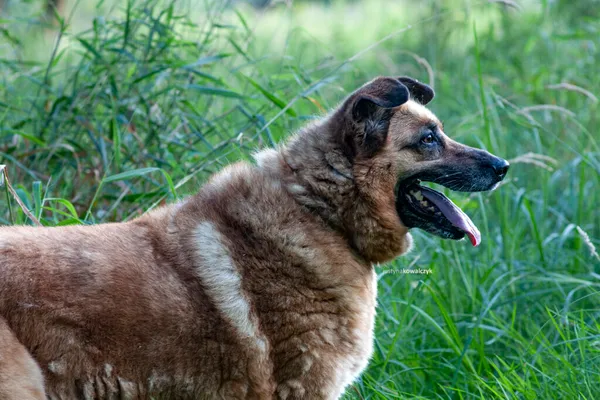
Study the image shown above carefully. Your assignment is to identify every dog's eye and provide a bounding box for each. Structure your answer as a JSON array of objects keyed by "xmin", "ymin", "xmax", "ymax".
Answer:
[{"xmin": 421, "ymin": 133, "xmax": 435, "ymax": 144}]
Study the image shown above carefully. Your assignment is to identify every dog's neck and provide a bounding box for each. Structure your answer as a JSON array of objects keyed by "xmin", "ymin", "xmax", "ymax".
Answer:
[{"xmin": 254, "ymin": 120, "xmax": 412, "ymax": 264}]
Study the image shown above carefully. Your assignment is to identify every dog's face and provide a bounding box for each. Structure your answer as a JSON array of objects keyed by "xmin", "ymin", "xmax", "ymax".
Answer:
[{"xmin": 339, "ymin": 77, "xmax": 509, "ymax": 247}]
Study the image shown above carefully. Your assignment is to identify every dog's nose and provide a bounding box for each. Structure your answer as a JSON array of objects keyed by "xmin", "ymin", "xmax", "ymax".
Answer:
[{"xmin": 493, "ymin": 159, "xmax": 510, "ymax": 180}]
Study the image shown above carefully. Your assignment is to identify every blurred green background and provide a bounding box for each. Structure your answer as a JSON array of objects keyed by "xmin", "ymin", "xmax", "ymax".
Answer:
[{"xmin": 1, "ymin": 0, "xmax": 599, "ymax": 398}]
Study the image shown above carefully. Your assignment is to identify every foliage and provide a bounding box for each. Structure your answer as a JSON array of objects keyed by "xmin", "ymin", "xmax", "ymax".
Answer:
[{"xmin": 0, "ymin": 0, "xmax": 599, "ymax": 398}]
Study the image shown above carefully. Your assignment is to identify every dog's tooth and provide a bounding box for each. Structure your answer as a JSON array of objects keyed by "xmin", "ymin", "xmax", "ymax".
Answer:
[{"xmin": 411, "ymin": 190, "xmax": 424, "ymax": 201}]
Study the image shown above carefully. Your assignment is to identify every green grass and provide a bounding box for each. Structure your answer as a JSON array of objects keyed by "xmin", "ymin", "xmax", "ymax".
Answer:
[{"xmin": 1, "ymin": 0, "xmax": 599, "ymax": 398}]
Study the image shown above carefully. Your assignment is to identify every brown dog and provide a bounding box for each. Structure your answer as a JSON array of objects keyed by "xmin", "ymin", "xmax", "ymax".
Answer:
[{"xmin": 0, "ymin": 77, "xmax": 508, "ymax": 399}]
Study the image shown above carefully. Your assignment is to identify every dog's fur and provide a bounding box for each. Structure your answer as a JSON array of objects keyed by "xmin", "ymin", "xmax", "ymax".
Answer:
[{"xmin": 0, "ymin": 77, "xmax": 506, "ymax": 399}]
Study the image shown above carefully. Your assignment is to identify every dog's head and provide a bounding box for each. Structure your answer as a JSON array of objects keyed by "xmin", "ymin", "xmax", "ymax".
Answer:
[{"xmin": 331, "ymin": 76, "xmax": 509, "ymax": 250}]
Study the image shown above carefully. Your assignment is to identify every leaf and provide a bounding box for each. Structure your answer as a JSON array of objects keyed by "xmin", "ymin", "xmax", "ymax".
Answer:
[
  {"xmin": 227, "ymin": 38, "xmax": 251, "ymax": 62},
  {"xmin": 242, "ymin": 75, "xmax": 297, "ymax": 117},
  {"xmin": 44, "ymin": 198, "xmax": 80, "ymax": 219},
  {"xmin": 103, "ymin": 168, "xmax": 177, "ymax": 198},
  {"xmin": 111, "ymin": 117, "xmax": 121, "ymax": 167},
  {"xmin": 183, "ymin": 70, "xmax": 225, "ymax": 85},
  {"xmin": 77, "ymin": 38, "xmax": 103, "ymax": 60},
  {"xmin": 185, "ymin": 84, "xmax": 246, "ymax": 99},
  {"xmin": 56, "ymin": 217, "xmax": 85, "ymax": 226},
  {"xmin": 131, "ymin": 66, "xmax": 171, "ymax": 84},
  {"xmin": 33, "ymin": 181, "xmax": 42, "ymax": 220},
  {"xmin": 4, "ymin": 131, "xmax": 46, "ymax": 146},
  {"xmin": 184, "ymin": 54, "xmax": 231, "ymax": 69}
]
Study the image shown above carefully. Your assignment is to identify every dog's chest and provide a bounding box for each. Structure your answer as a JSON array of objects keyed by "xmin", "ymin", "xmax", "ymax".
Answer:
[
  {"xmin": 266, "ymin": 268, "xmax": 378, "ymax": 399},
  {"xmin": 331, "ymin": 269, "xmax": 378, "ymax": 391}
]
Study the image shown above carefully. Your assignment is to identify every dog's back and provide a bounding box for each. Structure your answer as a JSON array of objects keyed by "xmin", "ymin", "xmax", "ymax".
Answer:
[
  {"xmin": 0, "ymin": 215, "xmax": 221, "ymax": 397},
  {"xmin": 0, "ymin": 160, "xmax": 377, "ymax": 399}
]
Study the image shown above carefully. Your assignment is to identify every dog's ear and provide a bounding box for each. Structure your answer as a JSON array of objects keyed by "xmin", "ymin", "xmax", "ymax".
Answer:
[
  {"xmin": 340, "ymin": 77, "xmax": 409, "ymax": 157},
  {"xmin": 350, "ymin": 77, "xmax": 410, "ymax": 122},
  {"xmin": 397, "ymin": 76, "xmax": 434, "ymax": 105}
]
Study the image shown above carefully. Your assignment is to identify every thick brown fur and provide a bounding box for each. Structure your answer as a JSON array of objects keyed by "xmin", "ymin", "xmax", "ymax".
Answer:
[{"xmin": 0, "ymin": 76, "xmax": 502, "ymax": 399}]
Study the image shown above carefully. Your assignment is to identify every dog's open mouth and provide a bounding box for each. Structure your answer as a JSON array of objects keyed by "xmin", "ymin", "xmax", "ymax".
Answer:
[{"xmin": 396, "ymin": 180, "xmax": 481, "ymax": 246}]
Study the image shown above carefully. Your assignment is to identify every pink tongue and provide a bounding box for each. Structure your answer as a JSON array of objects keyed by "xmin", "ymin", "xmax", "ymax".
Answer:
[{"xmin": 419, "ymin": 186, "xmax": 481, "ymax": 247}]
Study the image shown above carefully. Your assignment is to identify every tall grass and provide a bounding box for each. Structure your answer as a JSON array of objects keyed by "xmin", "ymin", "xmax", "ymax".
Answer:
[{"xmin": 1, "ymin": 0, "xmax": 599, "ymax": 398}]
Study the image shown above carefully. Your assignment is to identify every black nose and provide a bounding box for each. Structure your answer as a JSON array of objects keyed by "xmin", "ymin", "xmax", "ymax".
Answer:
[{"xmin": 493, "ymin": 158, "xmax": 510, "ymax": 180}]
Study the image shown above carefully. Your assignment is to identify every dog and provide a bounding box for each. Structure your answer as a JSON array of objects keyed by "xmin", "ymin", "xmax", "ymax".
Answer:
[{"xmin": 0, "ymin": 76, "xmax": 509, "ymax": 399}]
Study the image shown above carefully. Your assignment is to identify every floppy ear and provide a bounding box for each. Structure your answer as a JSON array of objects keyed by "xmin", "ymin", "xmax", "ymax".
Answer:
[
  {"xmin": 397, "ymin": 76, "xmax": 435, "ymax": 105},
  {"xmin": 341, "ymin": 77, "xmax": 409, "ymax": 157},
  {"xmin": 351, "ymin": 77, "xmax": 410, "ymax": 122}
]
